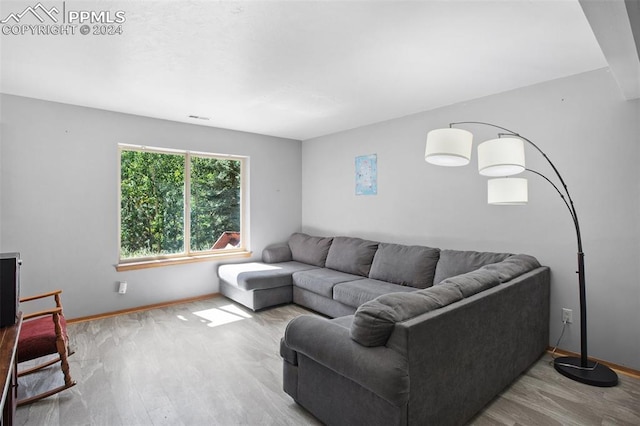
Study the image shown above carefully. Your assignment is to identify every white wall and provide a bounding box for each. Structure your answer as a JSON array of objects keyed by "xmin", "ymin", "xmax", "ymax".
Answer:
[
  {"xmin": 0, "ymin": 94, "xmax": 302, "ymax": 318},
  {"xmin": 301, "ymin": 69, "xmax": 640, "ymax": 370}
]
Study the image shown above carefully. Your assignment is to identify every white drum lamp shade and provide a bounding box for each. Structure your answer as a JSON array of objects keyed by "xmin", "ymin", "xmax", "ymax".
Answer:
[
  {"xmin": 425, "ymin": 128, "xmax": 473, "ymax": 166},
  {"xmin": 477, "ymin": 138, "xmax": 525, "ymax": 176},
  {"xmin": 487, "ymin": 178, "xmax": 528, "ymax": 205}
]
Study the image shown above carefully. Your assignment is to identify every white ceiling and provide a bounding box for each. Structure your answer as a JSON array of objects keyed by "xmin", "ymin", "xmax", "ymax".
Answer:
[{"xmin": 0, "ymin": 0, "xmax": 626, "ymax": 140}]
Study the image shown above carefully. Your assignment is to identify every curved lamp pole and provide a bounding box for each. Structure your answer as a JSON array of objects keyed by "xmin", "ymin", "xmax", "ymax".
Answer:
[{"xmin": 426, "ymin": 121, "xmax": 618, "ymax": 387}]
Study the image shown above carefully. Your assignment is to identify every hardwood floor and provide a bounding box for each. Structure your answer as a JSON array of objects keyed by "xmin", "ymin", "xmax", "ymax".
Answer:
[
  {"xmin": 469, "ymin": 357, "xmax": 640, "ymax": 426},
  {"xmin": 15, "ymin": 297, "xmax": 640, "ymax": 425}
]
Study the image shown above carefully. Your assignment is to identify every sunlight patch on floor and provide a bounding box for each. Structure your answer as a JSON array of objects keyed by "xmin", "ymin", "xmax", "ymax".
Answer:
[{"xmin": 191, "ymin": 304, "xmax": 253, "ymax": 327}]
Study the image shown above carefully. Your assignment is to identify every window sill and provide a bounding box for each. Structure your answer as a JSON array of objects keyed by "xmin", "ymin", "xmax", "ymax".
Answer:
[{"xmin": 115, "ymin": 251, "xmax": 252, "ymax": 272}]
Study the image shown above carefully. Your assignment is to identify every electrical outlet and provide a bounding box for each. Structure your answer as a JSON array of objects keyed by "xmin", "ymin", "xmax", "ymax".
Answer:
[
  {"xmin": 562, "ymin": 308, "xmax": 573, "ymax": 324},
  {"xmin": 118, "ymin": 281, "xmax": 127, "ymax": 294}
]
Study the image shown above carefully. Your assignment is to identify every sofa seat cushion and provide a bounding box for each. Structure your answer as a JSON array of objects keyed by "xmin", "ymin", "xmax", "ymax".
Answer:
[
  {"xmin": 333, "ymin": 279, "xmax": 415, "ymax": 308},
  {"xmin": 293, "ymin": 268, "xmax": 364, "ymax": 298},
  {"xmin": 325, "ymin": 237, "xmax": 379, "ymax": 276},
  {"xmin": 288, "ymin": 233, "xmax": 334, "ymax": 267},
  {"xmin": 369, "ymin": 243, "xmax": 440, "ymax": 288},
  {"xmin": 433, "ymin": 249, "xmax": 511, "ymax": 284},
  {"xmin": 218, "ymin": 261, "xmax": 318, "ymax": 291}
]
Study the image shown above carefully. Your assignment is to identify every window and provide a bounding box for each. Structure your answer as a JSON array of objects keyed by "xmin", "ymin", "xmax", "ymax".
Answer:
[{"xmin": 118, "ymin": 144, "xmax": 247, "ymax": 268}]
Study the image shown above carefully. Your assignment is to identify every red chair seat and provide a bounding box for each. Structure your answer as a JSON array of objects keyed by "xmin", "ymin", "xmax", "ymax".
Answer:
[
  {"xmin": 17, "ymin": 289, "xmax": 76, "ymax": 406},
  {"xmin": 18, "ymin": 315, "xmax": 68, "ymax": 363}
]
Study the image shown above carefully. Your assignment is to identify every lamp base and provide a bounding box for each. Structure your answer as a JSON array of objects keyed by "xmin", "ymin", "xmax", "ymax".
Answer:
[{"xmin": 554, "ymin": 356, "xmax": 618, "ymax": 387}]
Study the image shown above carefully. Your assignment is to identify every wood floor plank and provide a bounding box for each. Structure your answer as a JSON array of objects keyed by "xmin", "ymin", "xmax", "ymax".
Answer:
[{"xmin": 15, "ymin": 298, "xmax": 640, "ymax": 425}]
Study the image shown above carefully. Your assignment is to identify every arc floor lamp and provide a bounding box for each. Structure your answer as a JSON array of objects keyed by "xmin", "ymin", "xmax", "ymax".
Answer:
[{"xmin": 425, "ymin": 121, "xmax": 618, "ymax": 387}]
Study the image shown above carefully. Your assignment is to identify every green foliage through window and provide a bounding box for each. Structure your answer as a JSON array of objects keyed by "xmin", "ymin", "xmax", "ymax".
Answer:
[
  {"xmin": 119, "ymin": 146, "xmax": 243, "ymax": 260},
  {"xmin": 190, "ymin": 156, "xmax": 241, "ymax": 251}
]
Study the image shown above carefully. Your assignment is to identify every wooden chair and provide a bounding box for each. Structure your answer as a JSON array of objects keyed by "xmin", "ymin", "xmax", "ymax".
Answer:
[{"xmin": 17, "ymin": 290, "xmax": 76, "ymax": 405}]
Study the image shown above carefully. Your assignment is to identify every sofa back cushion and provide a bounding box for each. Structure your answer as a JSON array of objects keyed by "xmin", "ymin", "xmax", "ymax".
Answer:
[
  {"xmin": 433, "ymin": 249, "xmax": 511, "ymax": 284},
  {"xmin": 480, "ymin": 254, "xmax": 541, "ymax": 282},
  {"xmin": 438, "ymin": 269, "xmax": 501, "ymax": 298},
  {"xmin": 325, "ymin": 237, "xmax": 379, "ymax": 276},
  {"xmin": 288, "ymin": 233, "xmax": 333, "ymax": 267},
  {"xmin": 350, "ymin": 285, "xmax": 464, "ymax": 347},
  {"xmin": 369, "ymin": 243, "xmax": 440, "ymax": 288}
]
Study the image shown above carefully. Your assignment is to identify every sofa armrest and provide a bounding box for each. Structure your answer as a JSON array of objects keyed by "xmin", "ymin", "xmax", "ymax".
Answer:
[
  {"xmin": 283, "ymin": 315, "xmax": 409, "ymax": 407},
  {"xmin": 262, "ymin": 243, "xmax": 292, "ymax": 263}
]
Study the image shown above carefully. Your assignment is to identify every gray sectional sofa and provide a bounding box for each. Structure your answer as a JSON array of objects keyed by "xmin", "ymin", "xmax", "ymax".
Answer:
[
  {"xmin": 217, "ymin": 233, "xmax": 550, "ymax": 425},
  {"xmin": 219, "ymin": 232, "xmax": 443, "ymax": 315}
]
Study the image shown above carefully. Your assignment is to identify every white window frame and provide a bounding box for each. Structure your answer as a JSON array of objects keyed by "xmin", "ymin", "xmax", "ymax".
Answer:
[{"xmin": 116, "ymin": 144, "xmax": 250, "ymax": 270}]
